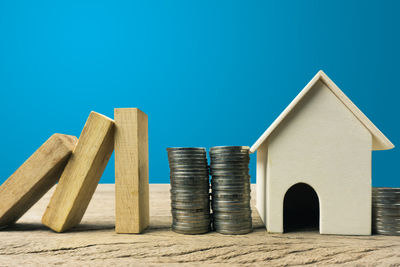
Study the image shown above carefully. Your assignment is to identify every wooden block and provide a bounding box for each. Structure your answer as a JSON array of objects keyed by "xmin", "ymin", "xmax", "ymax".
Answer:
[
  {"xmin": 0, "ymin": 134, "xmax": 77, "ymax": 228},
  {"xmin": 42, "ymin": 111, "xmax": 115, "ymax": 232},
  {"xmin": 114, "ymin": 108, "xmax": 149, "ymax": 233}
]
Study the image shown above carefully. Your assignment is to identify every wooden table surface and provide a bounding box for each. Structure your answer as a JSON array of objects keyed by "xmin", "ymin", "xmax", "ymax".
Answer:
[{"xmin": 0, "ymin": 184, "xmax": 399, "ymax": 266}]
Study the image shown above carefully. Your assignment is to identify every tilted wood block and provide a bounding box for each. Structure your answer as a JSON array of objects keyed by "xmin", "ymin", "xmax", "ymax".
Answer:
[
  {"xmin": 115, "ymin": 108, "xmax": 149, "ymax": 233},
  {"xmin": 42, "ymin": 111, "xmax": 115, "ymax": 232},
  {"xmin": 0, "ymin": 134, "xmax": 77, "ymax": 228}
]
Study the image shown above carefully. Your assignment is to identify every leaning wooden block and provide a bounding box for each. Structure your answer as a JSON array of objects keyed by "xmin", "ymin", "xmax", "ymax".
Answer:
[
  {"xmin": 115, "ymin": 108, "xmax": 149, "ymax": 233},
  {"xmin": 42, "ymin": 111, "xmax": 115, "ymax": 232},
  {"xmin": 0, "ymin": 134, "xmax": 77, "ymax": 228}
]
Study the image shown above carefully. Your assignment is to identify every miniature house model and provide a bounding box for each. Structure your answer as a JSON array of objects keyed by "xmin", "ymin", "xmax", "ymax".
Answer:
[{"xmin": 251, "ymin": 70, "xmax": 394, "ymax": 235}]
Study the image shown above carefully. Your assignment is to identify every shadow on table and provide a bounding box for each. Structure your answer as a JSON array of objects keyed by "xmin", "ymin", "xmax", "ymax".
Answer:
[{"xmin": 0, "ymin": 222, "xmax": 115, "ymax": 232}]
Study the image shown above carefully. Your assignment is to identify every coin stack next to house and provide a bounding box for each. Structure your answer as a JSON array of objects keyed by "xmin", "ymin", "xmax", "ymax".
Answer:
[
  {"xmin": 209, "ymin": 146, "xmax": 252, "ymax": 234},
  {"xmin": 372, "ymin": 187, "xmax": 400, "ymax": 236},
  {"xmin": 167, "ymin": 147, "xmax": 211, "ymax": 234}
]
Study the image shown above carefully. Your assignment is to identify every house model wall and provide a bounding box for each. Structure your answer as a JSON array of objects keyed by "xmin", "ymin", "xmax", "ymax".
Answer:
[{"xmin": 251, "ymin": 71, "xmax": 394, "ymax": 235}]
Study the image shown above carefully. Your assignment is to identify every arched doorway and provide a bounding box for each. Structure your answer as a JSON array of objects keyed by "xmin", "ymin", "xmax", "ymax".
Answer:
[{"xmin": 283, "ymin": 183, "xmax": 319, "ymax": 233}]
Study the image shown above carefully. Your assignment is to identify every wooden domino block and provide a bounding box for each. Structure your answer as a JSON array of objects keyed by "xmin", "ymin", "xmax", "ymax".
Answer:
[
  {"xmin": 114, "ymin": 108, "xmax": 149, "ymax": 233},
  {"xmin": 42, "ymin": 111, "xmax": 115, "ymax": 232},
  {"xmin": 0, "ymin": 134, "xmax": 77, "ymax": 228}
]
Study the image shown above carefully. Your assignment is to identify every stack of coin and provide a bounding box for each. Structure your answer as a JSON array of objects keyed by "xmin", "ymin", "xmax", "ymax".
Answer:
[
  {"xmin": 372, "ymin": 187, "xmax": 400, "ymax": 235},
  {"xmin": 167, "ymin": 147, "xmax": 211, "ymax": 234},
  {"xmin": 209, "ymin": 146, "xmax": 252, "ymax": 234}
]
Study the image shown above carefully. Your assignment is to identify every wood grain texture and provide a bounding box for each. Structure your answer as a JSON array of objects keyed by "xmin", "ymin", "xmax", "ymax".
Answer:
[
  {"xmin": 41, "ymin": 112, "xmax": 115, "ymax": 232},
  {"xmin": 0, "ymin": 134, "xmax": 77, "ymax": 228},
  {"xmin": 114, "ymin": 108, "xmax": 149, "ymax": 233},
  {"xmin": 1, "ymin": 184, "xmax": 399, "ymax": 266}
]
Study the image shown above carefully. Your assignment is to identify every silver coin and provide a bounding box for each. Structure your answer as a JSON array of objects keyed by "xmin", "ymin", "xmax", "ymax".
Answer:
[
  {"xmin": 168, "ymin": 157, "xmax": 207, "ymax": 162},
  {"xmin": 169, "ymin": 161, "xmax": 208, "ymax": 166},
  {"xmin": 211, "ymin": 175, "xmax": 250, "ymax": 179},
  {"xmin": 373, "ymin": 205, "xmax": 400, "ymax": 209},
  {"xmin": 170, "ymin": 188, "xmax": 209, "ymax": 194},
  {"xmin": 170, "ymin": 190, "xmax": 209, "ymax": 196},
  {"xmin": 373, "ymin": 224, "xmax": 400, "ymax": 230},
  {"xmin": 169, "ymin": 163, "xmax": 208, "ymax": 168},
  {"xmin": 211, "ymin": 184, "xmax": 251, "ymax": 190},
  {"xmin": 172, "ymin": 220, "xmax": 211, "ymax": 225},
  {"xmin": 372, "ymin": 200, "xmax": 400, "ymax": 206},
  {"xmin": 171, "ymin": 177, "xmax": 209, "ymax": 182},
  {"xmin": 173, "ymin": 217, "xmax": 211, "ymax": 223},
  {"xmin": 171, "ymin": 169, "xmax": 209, "ymax": 173},
  {"xmin": 172, "ymin": 227, "xmax": 210, "ymax": 235},
  {"xmin": 214, "ymin": 225, "xmax": 252, "ymax": 231},
  {"xmin": 373, "ymin": 225, "xmax": 400, "ymax": 230},
  {"xmin": 170, "ymin": 179, "xmax": 209, "ymax": 185},
  {"xmin": 167, "ymin": 147, "xmax": 206, "ymax": 152},
  {"xmin": 213, "ymin": 224, "xmax": 252, "ymax": 234},
  {"xmin": 170, "ymin": 183, "xmax": 209, "ymax": 188},
  {"xmin": 210, "ymin": 157, "xmax": 249, "ymax": 162},
  {"xmin": 212, "ymin": 204, "xmax": 251, "ymax": 210},
  {"xmin": 212, "ymin": 198, "xmax": 250, "ymax": 204},
  {"xmin": 173, "ymin": 224, "xmax": 211, "ymax": 231},
  {"xmin": 373, "ymin": 213, "xmax": 400, "ymax": 218},
  {"xmin": 171, "ymin": 200, "xmax": 209, "ymax": 206},
  {"xmin": 171, "ymin": 196, "xmax": 210, "ymax": 203},
  {"xmin": 212, "ymin": 193, "xmax": 250, "ymax": 199},
  {"xmin": 170, "ymin": 185, "xmax": 209, "ymax": 190},
  {"xmin": 210, "ymin": 170, "xmax": 250, "ymax": 176},
  {"xmin": 212, "ymin": 206, "xmax": 251, "ymax": 213},
  {"xmin": 372, "ymin": 196, "xmax": 400, "ymax": 200},
  {"xmin": 211, "ymin": 179, "xmax": 250, "ymax": 185},
  {"xmin": 171, "ymin": 204, "xmax": 209, "ymax": 210},
  {"xmin": 212, "ymin": 204, "xmax": 251, "ymax": 209},
  {"xmin": 213, "ymin": 219, "xmax": 252, "ymax": 225},
  {"xmin": 210, "ymin": 169, "xmax": 249, "ymax": 173},
  {"xmin": 173, "ymin": 214, "xmax": 211, "ymax": 220},
  {"xmin": 168, "ymin": 154, "xmax": 206, "ymax": 157},
  {"xmin": 171, "ymin": 198, "xmax": 209, "ymax": 204},
  {"xmin": 372, "ymin": 205, "xmax": 400, "ymax": 210},
  {"xmin": 211, "ymin": 182, "xmax": 250, "ymax": 187},
  {"xmin": 372, "ymin": 187, "xmax": 400, "ymax": 192},
  {"xmin": 213, "ymin": 215, "xmax": 252, "ymax": 221},
  {"xmin": 170, "ymin": 188, "xmax": 209, "ymax": 193},
  {"xmin": 173, "ymin": 219, "xmax": 210, "ymax": 226},
  {"xmin": 210, "ymin": 162, "xmax": 249, "ymax": 167},
  {"xmin": 210, "ymin": 145, "xmax": 250, "ymax": 151},
  {"xmin": 170, "ymin": 169, "xmax": 209, "ymax": 173},
  {"xmin": 171, "ymin": 200, "xmax": 210, "ymax": 206},
  {"xmin": 171, "ymin": 210, "xmax": 210, "ymax": 216},
  {"xmin": 170, "ymin": 176, "xmax": 209, "ymax": 181},
  {"xmin": 211, "ymin": 190, "xmax": 251, "ymax": 196}
]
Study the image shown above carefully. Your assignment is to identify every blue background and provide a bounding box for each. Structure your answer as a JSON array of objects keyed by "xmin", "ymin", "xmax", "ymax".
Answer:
[{"xmin": 0, "ymin": 1, "xmax": 398, "ymax": 186}]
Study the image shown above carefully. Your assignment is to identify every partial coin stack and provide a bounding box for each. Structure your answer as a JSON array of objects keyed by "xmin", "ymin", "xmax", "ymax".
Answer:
[
  {"xmin": 167, "ymin": 147, "xmax": 211, "ymax": 234},
  {"xmin": 372, "ymin": 187, "xmax": 400, "ymax": 235},
  {"xmin": 209, "ymin": 146, "xmax": 252, "ymax": 234}
]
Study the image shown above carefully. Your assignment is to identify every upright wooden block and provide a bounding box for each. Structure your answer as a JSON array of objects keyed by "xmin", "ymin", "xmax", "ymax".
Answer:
[
  {"xmin": 42, "ymin": 111, "xmax": 115, "ymax": 232},
  {"xmin": 0, "ymin": 134, "xmax": 77, "ymax": 228},
  {"xmin": 115, "ymin": 108, "xmax": 149, "ymax": 233}
]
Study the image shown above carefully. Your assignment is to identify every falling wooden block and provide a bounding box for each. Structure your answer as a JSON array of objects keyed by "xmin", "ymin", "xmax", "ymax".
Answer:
[
  {"xmin": 114, "ymin": 108, "xmax": 149, "ymax": 233},
  {"xmin": 42, "ymin": 111, "xmax": 115, "ymax": 232},
  {"xmin": 0, "ymin": 134, "xmax": 77, "ymax": 228}
]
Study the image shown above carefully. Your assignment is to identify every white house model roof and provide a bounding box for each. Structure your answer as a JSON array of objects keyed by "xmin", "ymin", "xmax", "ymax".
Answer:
[{"xmin": 250, "ymin": 70, "xmax": 394, "ymax": 153}]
